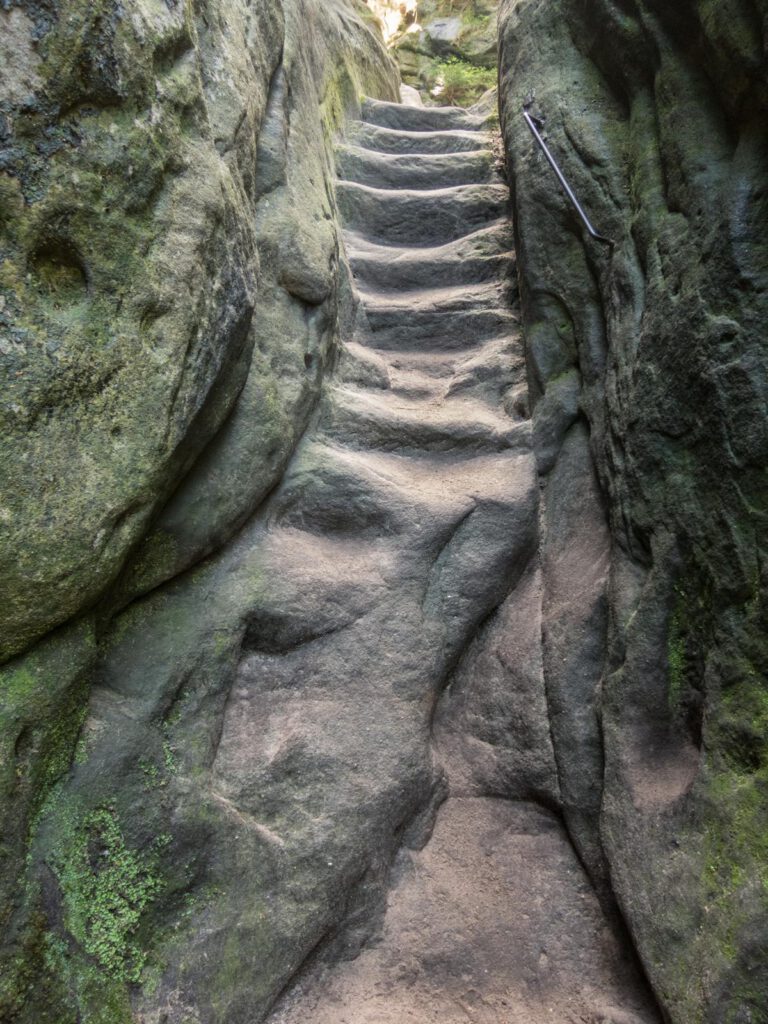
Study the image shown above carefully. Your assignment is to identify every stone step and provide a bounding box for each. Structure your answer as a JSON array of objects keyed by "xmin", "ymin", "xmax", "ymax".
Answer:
[
  {"xmin": 442, "ymin": 337, "xmax": 527, "ymax": 409},
  {"xmin": 355, "ymin": 347, "xmax": 470, "ymax": 379},
  {"xmin": 361, "ymin": 97, "xmax": 485, "ymax": 133},
  {"xmin": 337, "ymin": 341, "xmax": 508, "ymax": 388},
  {"xmin": 345, "ymin": 220, "xmax": 513, "ymax": 263},
  {"xmin": 361, "ymin": 306, "xmax": 518, "ymax": 353},
  {"xmin": 347, "ymin": 121, "xmax": 486, "ymax": 155},
  {"xmin": 320, "ymin": 385, "xmax": 526, "ymax": 455},
  {"xmin": 357, "ymin": 279, "xmax": 513, "ymax": 314},
  {"xmin": 338, "ymin": 338, "xmax": 526, "ymax": 409},
  {"xmin": 270, "ymin": 441, "xmax": 524, "ymax": 540},
  {"xmin": 336, "ymin": 181, "xmax": 509, "ymax": 247},
  {"xmin": 336, "ymin": 343, "xmax": 442, "ymax": 399},
  {"xmin": 336, "ymin": 144, "xmax": 501, "ymax": 190},
  {"xmin": 349, "ymin": 248, "xmax": 513, "ymax": 292}
]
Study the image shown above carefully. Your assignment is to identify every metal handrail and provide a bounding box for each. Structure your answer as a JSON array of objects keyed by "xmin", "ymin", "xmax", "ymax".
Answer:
[{"xmin": 523, "ymin": 110, "xmax": 615, "ymax": 249}]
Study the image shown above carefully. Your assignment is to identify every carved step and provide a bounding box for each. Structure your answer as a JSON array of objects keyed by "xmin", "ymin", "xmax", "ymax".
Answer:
[
  {"xmin": 360, "ymin": 306, "xmax": 518, "ymax": 353},
  {"xmin": 357, "ymin": 279, "xmax": 512, "ymax": 314},
  {"xmin": 337, "ymin": 339, "xmax": 526, "ymax": 412},
  {"xmin": 336, "ymin": 181, "xmax": 509, "ymax": 246},
  {"xmin": 320, "ymin": 385, "xmax": 527, "ymax": 455},
  {"xmin": 361, "ymin": 97, "xmax": 485, "ymax": 132},
  {"xmin": 345, "ymin": 220, "xmax": 513, "ymax": 258},
  {"xmin": 347, "ymin": 121, "xmax": 486, "ymax": 155},
  {"xmin": 336, "ymin": 143, "xmax": 501, "ymax": 189},
  {"xmin": 269, "ymin": 441, "xmax": 527, "ymax": 539},
  {"xmin": 347, "ymin": 237, "xmax": 514, "ymax": 293}
]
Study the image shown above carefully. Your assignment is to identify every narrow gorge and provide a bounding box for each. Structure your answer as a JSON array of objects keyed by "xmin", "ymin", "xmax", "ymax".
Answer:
[{"xmin": 0, "ymin": 2, "xmax": 766, "ymax": 1024}]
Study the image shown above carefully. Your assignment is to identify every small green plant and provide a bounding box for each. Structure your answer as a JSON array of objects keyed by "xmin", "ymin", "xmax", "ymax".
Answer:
[
  {"xmin": 139, "ymin": 758, "xmax": 165, "ymax": 790},
  {"xmin": 59, "ymin": 808, "xmax": 164, "ymax": 982},
  {"xmin": 425, "ymin": 57, "xmax": 495, "ymax": 107},
  {"xmin": 162, "ymin": 738, "xmax": 178, "ymax": 774}
]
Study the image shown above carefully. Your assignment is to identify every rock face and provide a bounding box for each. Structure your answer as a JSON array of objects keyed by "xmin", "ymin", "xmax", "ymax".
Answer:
[
  {"xmin": 0, "ymin": 47, "xmax": 662, "ymax": 1014},
  {"xmin": 0, "ymin": 0, "xmax": 282, "ymax": 663},
  {"xmin": 2, "ymin": 0, "xmax": 766, "ymax": 1021},
  {"xmin": 0, "ymin": 0, "xmax": 398, "ymax": 1018},
  {"xmin": 498, "ymin": 0, "xmax": 768, "ymax": 1020}
]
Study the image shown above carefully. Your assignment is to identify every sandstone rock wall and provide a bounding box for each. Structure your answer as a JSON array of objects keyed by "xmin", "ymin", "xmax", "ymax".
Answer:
[
  {"xmin": 0, "ymin": 1, "xmax": 397, "ymax": 1019},
  {"xmin": 498, "ymin": 1, "xmax": 768, "ymax": 1020},
  {"xmin": 3, "ymin": 0, "xmax": 767, "ymax": 1019}
]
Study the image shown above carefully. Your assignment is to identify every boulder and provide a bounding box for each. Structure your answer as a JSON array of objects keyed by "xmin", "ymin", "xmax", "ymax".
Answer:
[{"xmin": 424, "ymin": 16, "xmax": 463, "ymax": 44}]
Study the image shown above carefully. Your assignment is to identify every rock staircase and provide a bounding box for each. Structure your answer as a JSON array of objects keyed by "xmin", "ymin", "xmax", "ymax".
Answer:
[
  {"xmin": 57, "ymin": 93, "xmax": 666, "ymax": 1024},
  {"xmin": 332, "ymin": 100, "xmax": 522, "ymax": 461},
  {"xmin": 256, "ymin": 98, "xmax": 662, "ymax": 1024}
]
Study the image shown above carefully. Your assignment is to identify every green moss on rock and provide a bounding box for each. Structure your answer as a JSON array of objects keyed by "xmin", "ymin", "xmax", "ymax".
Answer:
[{"xmin": 55, "ymin": 807, "xmax": 165, "ymax": 983}]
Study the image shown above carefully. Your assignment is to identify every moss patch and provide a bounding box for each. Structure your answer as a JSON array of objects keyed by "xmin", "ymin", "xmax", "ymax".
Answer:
[{"xmin": 55, "ymin": 807, "xmax": 165, "ymax": 982}]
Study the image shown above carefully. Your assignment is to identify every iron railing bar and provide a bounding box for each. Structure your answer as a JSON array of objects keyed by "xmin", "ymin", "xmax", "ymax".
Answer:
[{"xmin": 523, "ymin": 110, "xmax": 615, "ymax": 249}]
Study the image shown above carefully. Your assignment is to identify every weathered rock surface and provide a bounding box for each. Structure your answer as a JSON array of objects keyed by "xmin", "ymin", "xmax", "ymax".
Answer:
[
  {"xmin": 259, "ymin": 95, "xmax": 659, "ymax": 1024},
  {"xmin": 0, "ymin": 0, "xmax": 283, "ymax": 663},
  {"xmin": 499, "ymin": 0, "xmax": 768, "ymax": 1020},
  {"xmin": 1, "ymin": 71, "xmax": 664, "ymax": 1021},
  {"xmin": 37, "ymin": 94, "xmax": 535, "ymax": 1024},
  {"xmin": 0, "ymin": 0, "xmax": 398, "ymax": 1018},
  {"xmin": 3, "ymin": 0, "xmax": 766, "ymax": 1019},
  {"xmin": 270, "ymin": 799, "xmax": 657, "ymax": 1024}
]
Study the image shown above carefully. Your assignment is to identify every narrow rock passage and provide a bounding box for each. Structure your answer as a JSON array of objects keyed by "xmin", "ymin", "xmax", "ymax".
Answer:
[{"xmin": 265, "ymin": 99, "xmax": 661, "ymax": 1024}]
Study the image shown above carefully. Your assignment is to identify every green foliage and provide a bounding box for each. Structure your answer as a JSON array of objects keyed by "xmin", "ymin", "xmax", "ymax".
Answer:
[
  {"xmin": 706, "ymin": 768, "xmax": 768, "ymax": 894},
  {"xmin": 426, "ymin": 56, "xmax": 495, "ymax": 106},
  {"xmin": 57, "ymin": 808, "xmax": 164, "ymax": 983},
  {"xmin": 0, "ymin": 657, "xmax": 87, "ymax": 815},
  {"xmin": 162, "ymin": 738, "xmax": 178, "ymax": 775},
  {"xmin": 430, "ymin": 0, "xmax": 487, "ymax": 20},
  {"xmin": 701, "ymin": 761, "xmax": 768, "ymax": 982},
  {"xmin": 676, "ymin": 565, "xmax": 768, "ymax": 1010},
  {"xmin": 139, "ymin": 758, "xmax": 164, "ymax": 790},
  {"xmin": 40, "ymin": 931, "xmax": 134, "ymax": 1024}
]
